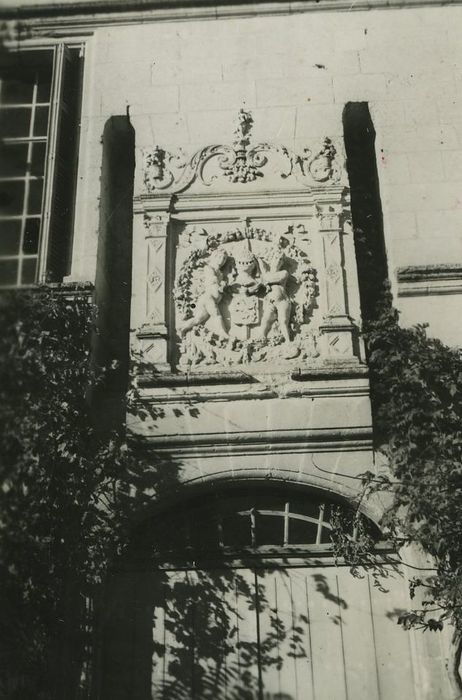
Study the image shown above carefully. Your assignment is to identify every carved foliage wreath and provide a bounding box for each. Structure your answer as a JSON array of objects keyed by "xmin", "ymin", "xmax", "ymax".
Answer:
[{"xmin": 173, "ymin": 227, "xmax": 319, "ymax": 366}]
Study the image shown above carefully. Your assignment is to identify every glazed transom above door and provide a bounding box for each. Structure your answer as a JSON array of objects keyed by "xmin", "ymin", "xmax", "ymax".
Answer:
[{"xmin": 131, "ymin": 110, "xmax": 363, "ymax": 383}]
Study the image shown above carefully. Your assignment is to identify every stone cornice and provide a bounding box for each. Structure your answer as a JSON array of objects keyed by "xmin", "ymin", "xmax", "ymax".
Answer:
[
  {"xmin": 1, "ymin": 0, "xmax": 461, "ymax": 35},
  {"xmin": 137, "ymin": 425, "xmax": 373, "ymax": 457},
  {"xmin": 397, "ymin": 264, "xmax": 462, "ymax": 297}
]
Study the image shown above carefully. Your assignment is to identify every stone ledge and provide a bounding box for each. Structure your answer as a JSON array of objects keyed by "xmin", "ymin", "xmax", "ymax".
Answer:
[
  {"xmin": 3, "ymin": 0, "xmax": 460, "ymax": 34},
  {"xmin": 397, "ymin": 264, "xmax": 462, "ymax": 297},
  {"xmin": 137, "ymin": 371, "xmax": 257, "ymax": 388},
  {"xmin": 2, "ymin": 0, "xmax": 460, "ymax": 20},
  {"xmin": 136, "ymin": 363, "xmax": 369, "ymax": 389},
  {"xmin": 0, "ymin": 281, "xmax": 94, "ymax": 298},
  {"xmin": 137, "ymin": 425, "xmax": 373, "ymax": 457}
]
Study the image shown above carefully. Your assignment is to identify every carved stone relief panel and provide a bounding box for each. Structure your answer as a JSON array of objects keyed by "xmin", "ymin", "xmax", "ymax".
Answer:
[
  {"xmin": 174, "ymin": 223, "xmax": 320, "ymax": 369},
  {"xmin": 132, "ymin": 109, "xmax": 361, "ymax": 379}
]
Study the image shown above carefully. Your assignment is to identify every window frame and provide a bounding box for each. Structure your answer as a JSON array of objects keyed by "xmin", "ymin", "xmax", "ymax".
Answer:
[
  {"xmin": 125, "ymin": 488, "xmax": 391, "ymax": 572},
  {"xmin": 0, "ymin": 39, "xmax": 84, "ymax": 287}
]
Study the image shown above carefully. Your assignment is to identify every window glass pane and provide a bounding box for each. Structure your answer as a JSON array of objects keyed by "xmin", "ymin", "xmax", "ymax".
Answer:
[
  {"xmin": 33, "ymin": 106, "xmax": 49, "ymax": 137},
  {"xmin": 36, "ymin": 56, "xmax": 54, "ymax": 102},
  {"xmin": 0, "ymin": 107, "xmax": 32, "ymax": 138},
  {"xmin": 288, "ymin": 518, "xmax": 319, "ymax": 545},
  {"xmin": 0, "ymin": 258, "xmax": 19, "ymax": 286},
  {"xmin": 289, "ymin": 497, "xmax": 323, "ymax": 520},
  {"xmin": 0, "ymin": 143, "xmax": 29, "ymax": 178},
  {"xmin": 254, "ymin": 496, "xmax": 286, "ymax": 513},
  {"xmin": 23, "ymin": 218, "xmax": 40, "ymax": 254},
  {"xmin": 255, "ymin": 514, "xmax": 284, "ymax": 546},
  {"xmin": 31, "ymin": 142, "xmax": 46, "ymax": 176},
  {"xmin": 0, "ymin": 180, "xmax": 25, "ymax": 215},
  {"xmin": 21, "ymin": 257, "xmax": 37, "ymax": 285},
  {"xmin": 320, "ymin": 526, "xmax": 332, "ymax": 545},
  {"xmin": 189, "ymin": 514, "xmax": 221, "ymax": 553},
  {"xmin": 36, "ymin": 81, "xmax": 51, "ymax": 104},
  {"xmin": 1, "ymin": 77, "xmax": 34, "ymax": 105},
  {"xmin": 0, "ymin": 51, "xmax": 53, "ymax": 105},
  {"xmin": 27, "ymin": 179, "xmax": 43, "ymax": 215},
  {"xmin": 0, "ymin": 219, "xmax": 21, "ymax": 255},
  {"xmin": 222, "ymin": 512, "xmax": 252, "ymax": 547}
]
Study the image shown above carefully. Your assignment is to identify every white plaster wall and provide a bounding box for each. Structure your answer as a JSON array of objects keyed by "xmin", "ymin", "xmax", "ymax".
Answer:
[{"xmin": 71, "ymin": 4, "xmax": 462, "ymax": 345}]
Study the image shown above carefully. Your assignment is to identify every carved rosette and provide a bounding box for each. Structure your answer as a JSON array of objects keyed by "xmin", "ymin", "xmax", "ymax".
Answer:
[{"xmin": 173, "ymin": 226, "xmax": 319, "ymax": 368}]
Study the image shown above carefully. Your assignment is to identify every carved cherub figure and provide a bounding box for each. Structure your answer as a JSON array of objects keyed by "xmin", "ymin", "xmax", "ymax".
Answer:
[
  {"xmin": 179, "ymin": 247, "xmax": 229, "ymax": 338},
  {"xmin": 257, "ymin": 248, "xmax": 292, "ymax": 344}
]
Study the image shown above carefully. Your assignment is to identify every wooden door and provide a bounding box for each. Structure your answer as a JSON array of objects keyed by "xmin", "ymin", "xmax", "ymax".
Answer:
[{"xmin": 146, "ymin": 562, "xmax": 416, "ymax": 700}]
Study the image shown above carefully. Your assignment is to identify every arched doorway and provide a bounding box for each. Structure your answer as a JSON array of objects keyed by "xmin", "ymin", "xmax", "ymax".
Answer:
[{"xmin": 100, "ymin": 486, "xmax": 417, "ymax": 700}]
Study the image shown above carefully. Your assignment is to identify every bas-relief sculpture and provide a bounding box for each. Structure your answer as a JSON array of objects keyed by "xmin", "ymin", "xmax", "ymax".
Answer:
[
  {"xmin": 137, "ymin": 109, "xmax": 354, "ymax": 373},
  {"xmin": 143, "ymin": 108, "xmax": 341, "ymax": 193},
  {"xmin": 174, "ymin": 226, "xmax": 319, "ymax": 367}
]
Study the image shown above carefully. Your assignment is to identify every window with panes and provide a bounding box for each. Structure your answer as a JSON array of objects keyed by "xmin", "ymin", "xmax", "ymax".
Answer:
[
  {"xmin": 0, "ymin": 45, "xmax": 82, "ymax": 287},
  {"xmin": 129, "ymin": 488, "xmax": 381, "ymax": 562}
]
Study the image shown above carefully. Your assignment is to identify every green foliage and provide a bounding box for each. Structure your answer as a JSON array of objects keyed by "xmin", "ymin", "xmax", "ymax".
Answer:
[
  {"xmin": 0, "ymin": 287, "xmax": 299, "ymax": 700},
  {"xmin": 0, "ymin": 287, "xmax": 140, "ymax": 699},
  {"xmin": 337, "ymin": 288, "xmax": 462, "ymax": 637}
]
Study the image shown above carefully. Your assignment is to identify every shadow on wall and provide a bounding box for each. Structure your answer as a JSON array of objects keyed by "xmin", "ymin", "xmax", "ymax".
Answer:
[
  {"xmin": 343, "ymin": 102, "xmax": 388, "ymax": 323},
  {"xmin": 97, "ymin": 492, "xmax": 359, "ymax": 700},
  {"xmin": 94, "ymin": 114, "xmax": 135, "ymax": 429},
  {"xmin": 99, "ymin": 560, "xmax": 319, "ymax": 700}
]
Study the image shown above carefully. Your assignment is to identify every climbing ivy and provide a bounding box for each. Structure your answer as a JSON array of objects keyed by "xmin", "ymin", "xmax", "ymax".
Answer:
[{"xmin": 334, "ymin": 287, "xmax": 462, "ymax": 652}]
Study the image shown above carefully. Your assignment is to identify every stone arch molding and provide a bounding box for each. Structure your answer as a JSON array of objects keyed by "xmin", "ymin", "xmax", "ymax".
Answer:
[{"xmin": 132, "ymin": 109, "xmax": 361, "ymax": 379}]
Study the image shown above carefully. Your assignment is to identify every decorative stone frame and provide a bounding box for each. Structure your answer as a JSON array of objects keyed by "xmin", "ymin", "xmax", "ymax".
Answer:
[{"xmin": 131, "ymin": 111, "xmax": 364, "ymax": 388}]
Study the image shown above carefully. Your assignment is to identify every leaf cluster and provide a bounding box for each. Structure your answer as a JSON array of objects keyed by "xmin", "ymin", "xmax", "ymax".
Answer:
[
  {"xmin": 0, "ymin": 288, "xmax": 142, "ymax": 698},
  {"xmin": 334, "ymin": 289, "xmax": 462, "ymax": 638}
]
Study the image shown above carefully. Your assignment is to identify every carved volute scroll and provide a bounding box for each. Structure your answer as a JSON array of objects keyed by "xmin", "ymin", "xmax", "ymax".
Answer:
[
  {"xmin": 142, "ymin": 109, "xmax": 344, "ymax": 195},
  {"xmin": 132, "ymin": 109, "xmax": 361, "ymax": 379}
]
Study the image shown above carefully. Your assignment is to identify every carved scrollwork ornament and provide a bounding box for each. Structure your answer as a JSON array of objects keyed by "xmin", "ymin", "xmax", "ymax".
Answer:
[
  {"xmin": 304, "ymin": 137, "xmax": 341, "ymax": 183},
  {"xmin": 142, "ymin": 109, "xmax": 342, "ymax": 194}
]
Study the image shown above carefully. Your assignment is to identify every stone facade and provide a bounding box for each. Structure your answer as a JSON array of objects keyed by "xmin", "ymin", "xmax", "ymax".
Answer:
[
  {"xmin": 64, "ymin": 1, "xmax": 462, "ymax": 352},
  {"xmin": 4, "ymin": 1, "xmax": 462, "ymax": 697}
]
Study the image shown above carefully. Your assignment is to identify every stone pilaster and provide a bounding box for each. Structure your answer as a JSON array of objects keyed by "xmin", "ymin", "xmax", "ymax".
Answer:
[
  {"xmin": 132, "ymin": 203, "xmax": 171, "ymax": 373},
  {"xmin": 317, "ymin": 197, "xmax": 357, "ymax": 360}
]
